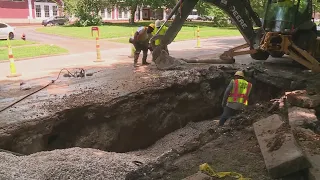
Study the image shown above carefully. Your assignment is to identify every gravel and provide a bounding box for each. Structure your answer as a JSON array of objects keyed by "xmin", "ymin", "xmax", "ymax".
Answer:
[
  {"xmin": 0, "ymin": 120, "xmax": 218, "ymax": 180},
  {"xmin": 129, "ymin": 120, "xmax": 217, "ymax": 159},
  {"xmin": 0, "ymin": 147, "xmax": 148, "ymax": 180}
]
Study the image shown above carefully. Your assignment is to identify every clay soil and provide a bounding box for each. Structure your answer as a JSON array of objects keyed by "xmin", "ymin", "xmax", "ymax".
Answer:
[
  {"xmin": 167, "ymin": 129, "xmax": 272, "ymax": 180},
  {"xmin": 139, "ymin": 102, "xmax": 275, "ymax": 180}
]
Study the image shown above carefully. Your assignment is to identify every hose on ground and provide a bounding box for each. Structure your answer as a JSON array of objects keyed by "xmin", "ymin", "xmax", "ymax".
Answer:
[{"xmin": 0, "ymin": 68, "xmax": 85, "ymax": 113}]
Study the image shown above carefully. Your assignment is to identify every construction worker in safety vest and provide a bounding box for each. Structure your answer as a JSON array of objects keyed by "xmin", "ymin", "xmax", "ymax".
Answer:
[
  {"xmin": 219, "ymin": 71, "xmax": 252, "ymax": 126},
  {"xmin": 152, "ymin": 19, "xmax": 169, "ymax": 54},
  {"xmin": 129, "ymin": 23, "xmax": 155, "ymax": 67}
]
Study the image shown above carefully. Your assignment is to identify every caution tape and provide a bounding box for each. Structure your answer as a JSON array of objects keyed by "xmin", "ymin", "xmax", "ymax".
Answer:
[{"xmin": 199, "ymin": 163, "xmax": 251, "ymax": 180}]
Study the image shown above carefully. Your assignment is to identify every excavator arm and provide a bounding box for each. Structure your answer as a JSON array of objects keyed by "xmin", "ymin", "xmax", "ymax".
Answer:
[
  {"xmin": 156, "ymin": 0, "xmax": 262, "ymax": 50},
  {"xmin": 152, "ymin": 0, "xmax": 320, "ymax": 72}
]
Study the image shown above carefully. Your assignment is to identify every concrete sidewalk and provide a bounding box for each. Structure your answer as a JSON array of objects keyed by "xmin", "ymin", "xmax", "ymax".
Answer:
[{"xmin": 0, "ymin": 36, "xmax": 244, "ymax": 81}]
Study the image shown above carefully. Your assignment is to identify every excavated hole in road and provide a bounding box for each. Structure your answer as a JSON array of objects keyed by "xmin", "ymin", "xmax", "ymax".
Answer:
[
  {"xmin": 3, "ymin": 71, "xmax": 284, "ymax": 155},
  {"xmin": 40, "ymin": 77, "xmax": 283, "ymax": 154}
]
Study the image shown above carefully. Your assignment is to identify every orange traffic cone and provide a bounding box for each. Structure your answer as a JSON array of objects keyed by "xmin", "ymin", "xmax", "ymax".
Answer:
[
  {"xmin": 7, "ymin": 44, "xmax": 21, "ymax": 78},
  {"xmin": 21, "ymin": 33, "xmax": 26, "ymax": 41}
]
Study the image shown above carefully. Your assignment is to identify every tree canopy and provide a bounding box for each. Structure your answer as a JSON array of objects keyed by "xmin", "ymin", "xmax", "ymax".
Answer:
[{"xmin": 58, "ymin": 0, "xmax": 320, "ymax": 26}]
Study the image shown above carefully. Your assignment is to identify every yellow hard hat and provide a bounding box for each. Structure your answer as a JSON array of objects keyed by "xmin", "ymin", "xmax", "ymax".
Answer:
[
  {"xmin": 235, "ymin": 71, "xmax": 244, "ymax": 77},
  {"xmin": 149, "ymin": 23, "xmax": 155, "ymax": 29}
]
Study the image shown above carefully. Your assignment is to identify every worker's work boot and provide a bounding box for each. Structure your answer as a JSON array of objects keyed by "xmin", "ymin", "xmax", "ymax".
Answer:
[
  {"xmin": 133, "ymin": 54, "xmax": 140, "ymax": 67},
  {"xmin": 142, "ymin": 54, "xmax": 150, "ymax": 65}
]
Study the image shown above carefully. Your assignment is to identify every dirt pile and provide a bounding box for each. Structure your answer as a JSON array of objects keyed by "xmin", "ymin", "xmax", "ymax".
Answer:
[
  {"xmin": 0, "ymin": 148, "xmax": 147, "ymax": 180},
  {"xmin": 0, "ymin": 62, "xmax": 318, "ymax": 179}
]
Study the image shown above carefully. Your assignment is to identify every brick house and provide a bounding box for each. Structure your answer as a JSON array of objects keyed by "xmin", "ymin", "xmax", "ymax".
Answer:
[
  {"xmin": 100, "ymin": 6, "xmax": 168, "ymax": 22},
  {"xmin": 0, "ymin": 0, "xmax": 63, "ymax": 23},
  {"xmin": 0, "ymin": 0, "xmax": 169, "ymax": 23}
]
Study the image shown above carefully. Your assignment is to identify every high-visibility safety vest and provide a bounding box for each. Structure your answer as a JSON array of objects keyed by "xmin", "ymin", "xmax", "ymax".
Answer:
[
  {"xmin": 152, "ymin": 26, "xmax": 167, "ymax": 45},
  {"xmin": 227, "ymin": 79, "xmax": 252, "ymax": 106}
]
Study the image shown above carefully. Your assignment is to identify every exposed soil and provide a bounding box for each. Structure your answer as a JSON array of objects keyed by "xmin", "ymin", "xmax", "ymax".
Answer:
[
  {"xmin": 125, "ymin": 102, "xmax": 275, "ymax": 180},
  {"xmin": 0, "ymin": 62, "xmax": 319, "ymax": 179},
  {"xmin": 0, "ymin": 65, "xmax": 285, "ymax": 156},
  {"xmin": 294, "ymin": 127, "xmax": 320, "ymax": 155},
  {"xmin": 266, "ymin": 123, "xmax": 291, "ymax": 152},
  {"xmin": 267, "ymin": 133, "xmax": 286, "ymax": 152}
]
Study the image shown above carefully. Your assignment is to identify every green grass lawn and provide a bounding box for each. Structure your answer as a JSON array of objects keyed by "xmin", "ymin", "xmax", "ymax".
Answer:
[
  {"xmin": 0, "ymin": 45, "xmax": 68, "ymax": 60},
  {"xmin": 0, "ymin": 40, "xmax": 37, "ymax": 47},
  {"xmin": 36, "ymin": 21, "xmax": 240, "ymax": 42}
]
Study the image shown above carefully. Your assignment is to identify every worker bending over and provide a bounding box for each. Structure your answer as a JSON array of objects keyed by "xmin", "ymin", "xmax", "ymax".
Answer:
[
  {"xmin": 152, "ymin": 20, "xmax": 169, "ymax": 54},
  {"xmin": 130, "ymin": 23, "xmax": 155, "ymax": 67},
  {"xmin": 219, "ymin": 71, "xmax": 252, "ymax": 126}
]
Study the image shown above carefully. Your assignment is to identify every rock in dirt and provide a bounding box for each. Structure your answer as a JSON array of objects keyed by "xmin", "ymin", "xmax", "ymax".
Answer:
[
  {"xmin": 20, "ymin": 82, "xmax": 31, "ymax": 91},
  {"xmin": 287, "ymin": 90, "xmax": 320, "ymax": 108},
  {"xmin": 253, "ymin": 114, "xmax": 311, "ymax": 178},
  {"xmin": 288, "ymin": 107, "xmax": 318, "ymax": 127},
  {"xmin": 307, "ymin": 153, "xmax": 320, "ymax": 180},
  {"xmin": 181, "ymin": 172, "xmax": 212, "ymax": 180},
  {"xmin": 0, "ymin": 147, "xmax": 147, "ymax": 180}
]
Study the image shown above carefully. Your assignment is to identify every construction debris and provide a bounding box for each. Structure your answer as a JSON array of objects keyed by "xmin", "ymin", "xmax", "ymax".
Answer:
[
  {"xmin": 288, "ymin": 107, "xmax": 318, "ymax": 127},
  {"xmin": 307, "ymin": 153, "xmax": 320, "ymax": 180},
  {"xmin": 287, "ymin": 90, "xmax": 320, "ymax": 108},
  {"xmin": 253, "ymin": 114, "xmax": 311, "ymax": 178}
]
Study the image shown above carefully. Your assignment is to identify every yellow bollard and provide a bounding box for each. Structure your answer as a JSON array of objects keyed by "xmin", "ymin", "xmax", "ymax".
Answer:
[
  {"xmin": 6, "ymin": 38, "xmax": 21, "ymax": 78},
  {"xmin": 196, "ymin": 26, "xmax": 201, "ymax": 48},
  {"xmin": 129, "ymin": 28, "xmax": 136, "ymax": 58},
  {"xmin": 91, "ymin": 26, "xmax": 104, "ymax": 62},
  {"xmin": 93, "ymin": 36, "xmax": 103, "ymax": 62}
]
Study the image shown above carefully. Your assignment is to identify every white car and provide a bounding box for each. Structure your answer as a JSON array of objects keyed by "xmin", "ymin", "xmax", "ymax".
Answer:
[
  {"xmin": 187, "ymin": 9, "xmax": 199, "ymax": 21},
  {"xmin": 0, "ymin": 22, "xmax": 15, "ymax": 40}
]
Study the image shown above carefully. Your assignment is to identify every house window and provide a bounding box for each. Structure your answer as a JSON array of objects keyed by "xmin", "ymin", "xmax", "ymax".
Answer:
[
  {"xmin": 118, "ymin": 8, "xmax": 122, "ymax": 19},
  {"xmin": 101, "ymin": 9, "xmax": 105, "ymax": 18},
  {"xmin": 53, "ymin": 6, "xmax": 58, "ymax": 16},
  {"xmin": 124, "ymin": 8, "xmax": 128, "ymax": 18},
  {"xmin": 118, "ymin": 8, "xmax": 123, "ymax": 19},
  {"xmin": 44, "ymin": 5, "xmax": 50, "ymax": 17},
  {"xmin": 36, "ymin": 5, "xmax": 41, "ymax": 17},
  {"xmin": 106, "ymin": 8, "xmax": 112, "ymax": 19}
]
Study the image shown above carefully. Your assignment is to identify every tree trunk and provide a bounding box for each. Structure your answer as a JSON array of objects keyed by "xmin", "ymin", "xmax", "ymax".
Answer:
[{"xmin": 130, "ymin": 4, "xmax": 137, "ymax": 24}]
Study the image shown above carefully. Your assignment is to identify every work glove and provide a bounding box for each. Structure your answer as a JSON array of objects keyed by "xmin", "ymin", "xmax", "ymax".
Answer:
[{"xmin": 129, "ymin": 37, "xmax": 134, "ymax": 44}]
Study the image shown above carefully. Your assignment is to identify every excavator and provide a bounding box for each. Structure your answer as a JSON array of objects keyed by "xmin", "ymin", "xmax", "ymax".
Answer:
[{"xmin": 151, "ymin": 0, "xmax": 320, "ymax": 72}]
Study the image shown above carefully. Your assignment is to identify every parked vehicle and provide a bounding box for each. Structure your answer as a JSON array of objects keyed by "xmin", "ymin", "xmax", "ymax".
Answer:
[
  {"xmin": 203, "ymin": 15, "xmax": 214, "ymax": 21},
  {"xmin": 186, "ymin": 9, "xmax": 199, "ymax": 21},
  {"xmin": 42, "ymin": 16, "xmax": 69, "ymax": 26},
  {"xmin": 197, "ymin": 15, "xmax": 214, "ymax": 21},
  {"xmin": 0, "ymin": 22, "xmax": 15, "ymax": 40},
  {"xmin": 196, "ymin": 16, "xmax": 207, "ymax": 21}
]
